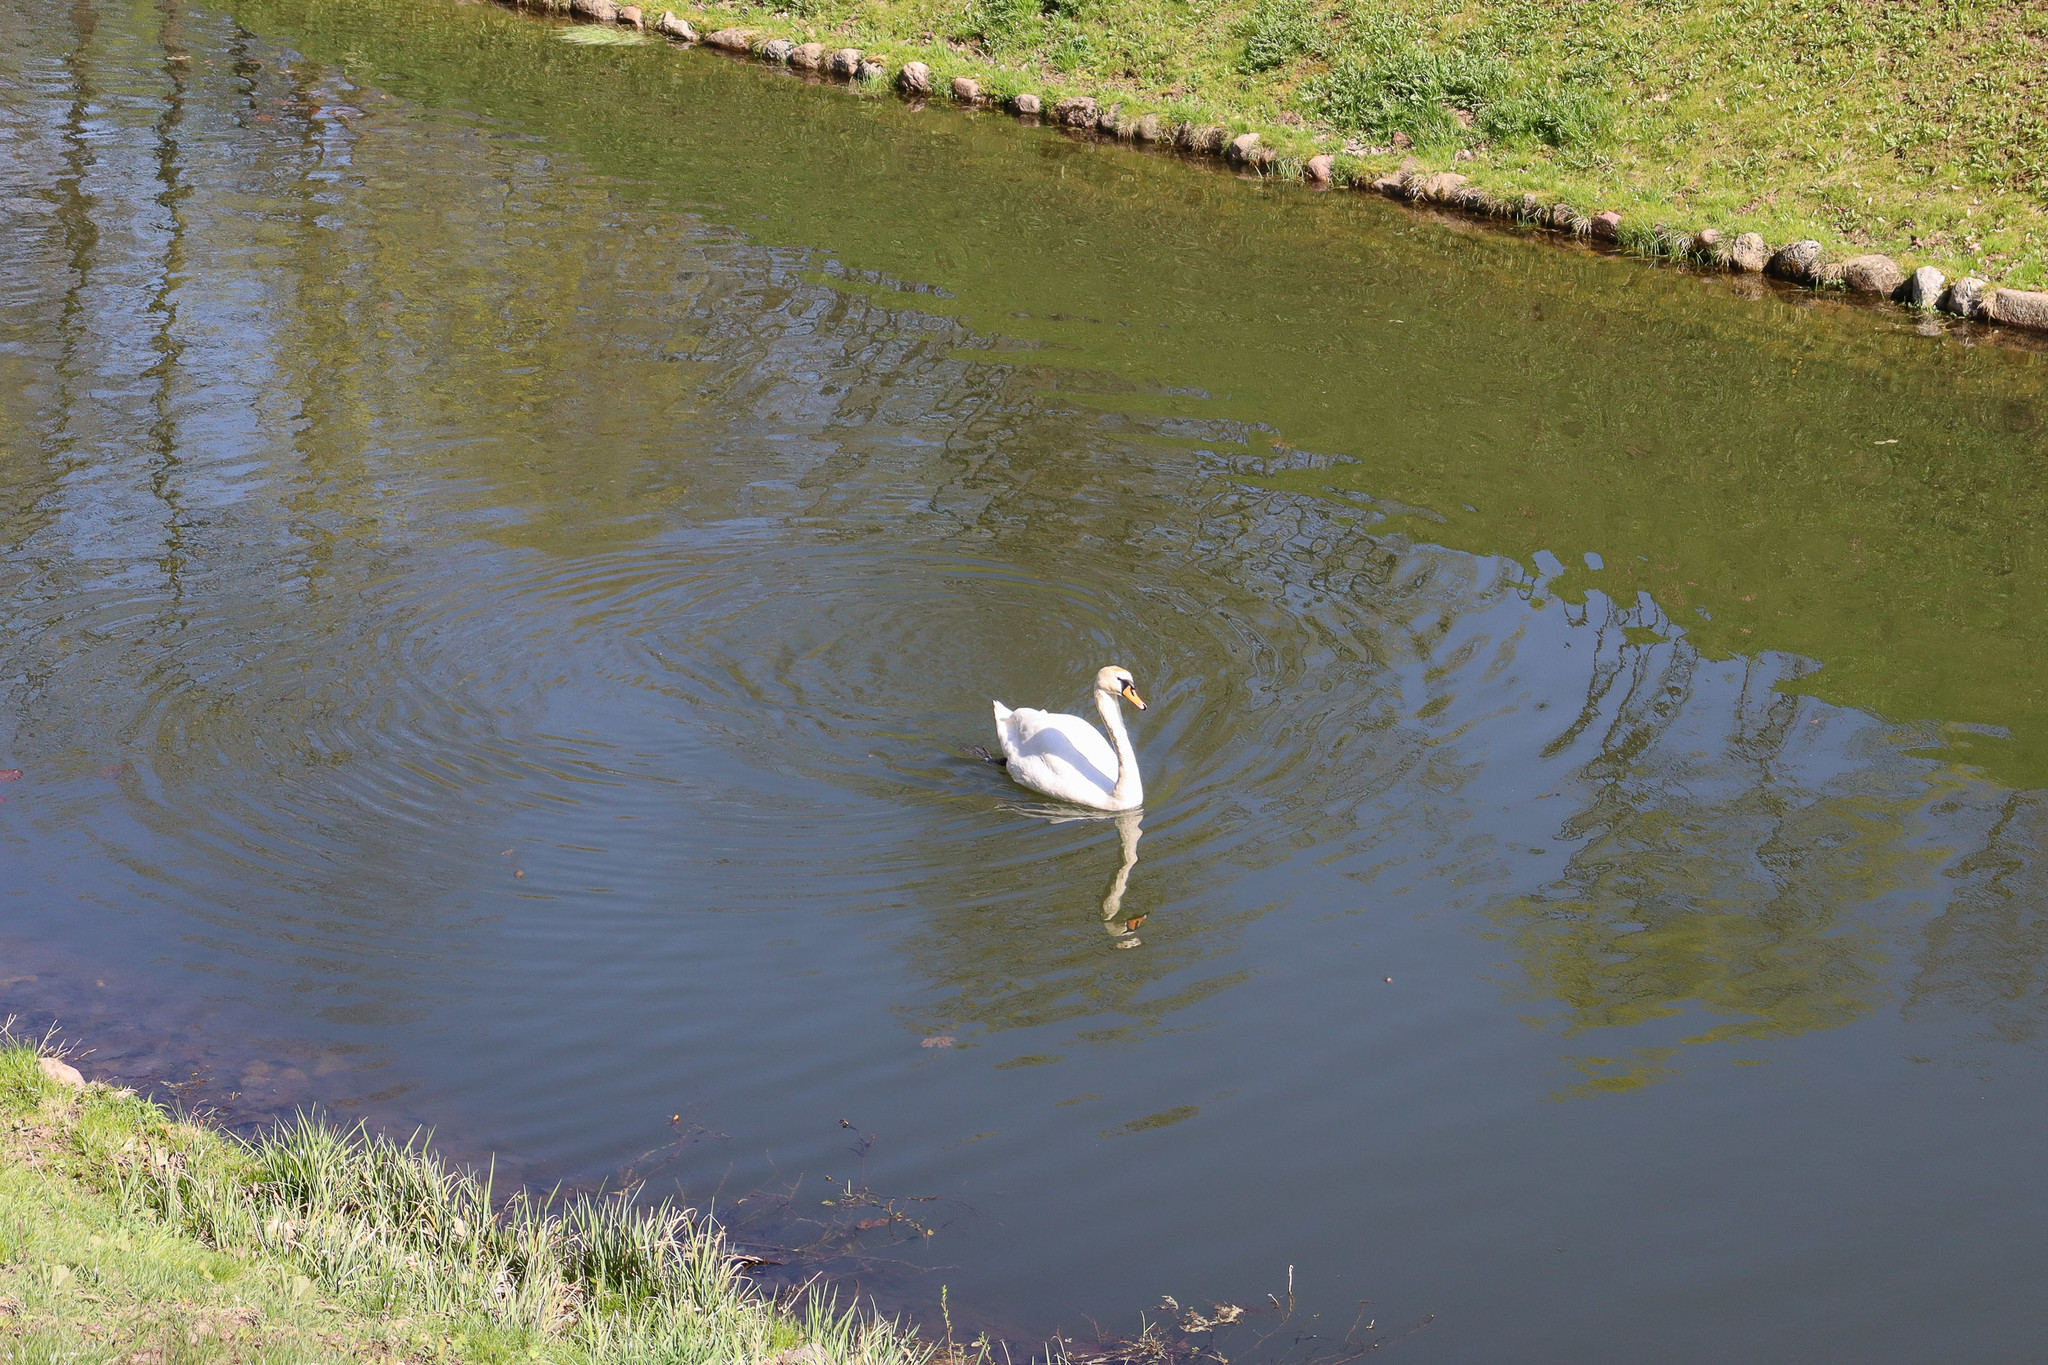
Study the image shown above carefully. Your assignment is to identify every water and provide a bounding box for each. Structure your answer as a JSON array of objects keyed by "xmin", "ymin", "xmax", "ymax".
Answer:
[{"xmin": 6, "ymin": 0, "xmax": 2048, "ymax": 1358}]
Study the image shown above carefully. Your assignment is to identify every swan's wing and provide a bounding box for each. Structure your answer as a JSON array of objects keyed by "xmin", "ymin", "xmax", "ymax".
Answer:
[
  {"xmin": 1007, "ymin": 751, "xmax": 1117, "ymax": 807},
  {"xmin": 996, "ymin": 707, "xmax": 1119, "ymax": 806},
  {"xmin": 1002, "ymin": 708, "xmax": 1118, "ymax": 776}
]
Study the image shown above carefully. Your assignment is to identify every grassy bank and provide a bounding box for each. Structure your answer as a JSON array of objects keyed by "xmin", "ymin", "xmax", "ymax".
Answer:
[
  {"xmin": 0, "ymin": 1040, "xmax": 931, "ymax": 1365},
  {"xmin": 636, "ymin": 0, "xmax": 2045, "ymax": 291}
]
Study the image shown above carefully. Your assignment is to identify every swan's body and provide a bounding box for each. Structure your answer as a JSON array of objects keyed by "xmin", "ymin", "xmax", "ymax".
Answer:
[{"xmin": 991, "ymin": 666, "xmax": 1146, "ymax": 811}]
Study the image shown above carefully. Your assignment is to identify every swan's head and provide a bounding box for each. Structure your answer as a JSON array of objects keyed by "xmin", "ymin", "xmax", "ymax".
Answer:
[{"xmin": 1094, "ymin": 665, "xmax": 1146, "ymax": 711}]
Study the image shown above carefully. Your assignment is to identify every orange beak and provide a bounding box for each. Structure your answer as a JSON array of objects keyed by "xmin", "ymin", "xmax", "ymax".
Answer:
[{"xmin": 1122, "ymin": 683, "xmax": 1147, "ymax": 710}]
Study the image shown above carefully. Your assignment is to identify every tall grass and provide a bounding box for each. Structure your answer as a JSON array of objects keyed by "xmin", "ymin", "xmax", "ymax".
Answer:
[
  {"xmin": 956, "ymin": 0, "xmax": 1040, "ymax": 53},
  {"xmin": 1301, "ymin": 44, "xmax": 1508, "ymax": 146},
  {"xmin": 1299, "ymin": 36, "xmax": 1609, "ymax": 153},
  {"xmin": 0, "ymin": 1034, "xmax": 929, "ymax": 1365},
  {"xmin": 1477, "ymin": 87, "xmax": 1611, "ymax": 150},
  {"xmin": 1238, "ymin": 0, "xmax": 1320, "ymax": 74},
  {"xmin": 109, "ymin": 1112, "xmax": 928, "ymax": 1363}
]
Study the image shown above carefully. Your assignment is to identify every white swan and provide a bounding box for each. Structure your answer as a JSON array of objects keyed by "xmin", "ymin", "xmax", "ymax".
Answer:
[{"xmin": 991, "ymin": 666, "xmax": 1146, "ymax": 811}]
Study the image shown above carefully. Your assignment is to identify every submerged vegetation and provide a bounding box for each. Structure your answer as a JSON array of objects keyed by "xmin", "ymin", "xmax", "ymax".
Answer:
[
  {"xmin": 652, "ymin": 0, "xmax": 2048, "ymax": 288},
  {"xmin": 0, "ymin": 1038, "xmax": 930, "ymax": 1365}
]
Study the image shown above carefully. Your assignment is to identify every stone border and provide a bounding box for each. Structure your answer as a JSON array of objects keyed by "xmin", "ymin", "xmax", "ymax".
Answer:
[{"xmin": 520, "ymin": 0, "xmax": 2048, "ymax": 339}]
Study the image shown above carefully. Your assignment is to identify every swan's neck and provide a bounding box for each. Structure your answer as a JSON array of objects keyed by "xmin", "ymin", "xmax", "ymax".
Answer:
[{"xmin": 1096, "ymin": 690, "xmax": 1144, "ymax": 809}]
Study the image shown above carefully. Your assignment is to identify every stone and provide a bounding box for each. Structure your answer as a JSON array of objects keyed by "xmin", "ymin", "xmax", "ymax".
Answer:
[
  {"xmin": 1941, "ymin": 276, "xmax": 1988, "ymax": 319},
  {"xmin": 856, "ymin": 59, "xmax": 885, "ymax": 82},
  {"xmin": 1370, "ymin": 175, "xmax": 1403, "ymax": 197},
  {"xmin": 1900, "ymin": 265, "xmax": 1945, "ymax": 310},
  {"xmin": 1416, "ymin": 171, "xmax": 1467, "ymax": 203},
  {"xmin": 1304, "ymin": 153, "xmax": 1335, "ymax": 185},
  {"xmin": 1988, "ymin": 288, "xmax": 2048, "ymax": 332},
  {"xmin": 950, "ymin": 76, "xmax": 980, "ymax": 102},
  {"xmin": 1767, "ymin": 239, "xmax": 1826, "ymax": 284},
  {"xmin": 1055, "ymin": 96, "xmax": 1098, "ymax": 129},
  {"xmin": 705, "ymin": 27, "xmax": 754, "ymax": 50},
  {"xmin": 1692, "ymin": 227, "xmax": 1728, "ymax": 266},
  {"xmin": 1590, "ymin": 210, "xmax": 1622, "ymax": 241},
  {"xmin": 1227, "ymin": 131, "xmax": 1260, "ymax": 163},
  {"xmin": 1812, "ymin": 261, "xmax": 1847, "ymax": 287},
  {"xmin": 828, "ymin": 47, "xmax": 862, "ymax": 76},
  {"xmin": 789, "ymin": 41, "xmax": 824, "ymax": 68},
  {"xmin": 1011, "ymin": 92, "xmax": 1042, "ymax": 116},
  {"xmin": 617, "ymin": 5, "xmax": 642, "ymax": 26},
  {"xmin": 654, "ymin": 11, "xmax": 696, "ymax": 39},
  {"xmin": 1547, "ymin": 203, "xmax": 1575, "ymax": 230},
  {"xmin": 38, "ymin": 1057, "xmax": 85, "ymax": 1090},
  {"xmin": 767, "ymin": 1348, "xmax": 830, "ymax": 1365},
  {"xmin": 1187, "ymin": 125, "xmax": 1227, "ymax": 154},
  {"xmin": 569, "ymin": 0, "xmax": 609, "ymax": 17},
  {"xmin": 1390, "ymin": 131, "xmax": 1412, "ymax": 150},
  {"xmin": 1519, "ymin": 192, "xmax": 1543, "ymax": 221},
  {"xmin": 761, "ymin": 38, "xmax": 795, "ymax": 62},
  {"xmin": 1134, "ymin": 113, "xmax": 1160, "ymax": 141},
  {"xmin": 1249, "ymin": 147, "xmax": 1278, "ymax": 172},
  {"xmin": 1729, "ymin": 231, "xmax": 1769, "ymax": 272},
  {"xmin": 1097, "ymin": 104, "xmax": 1120, "ymax": 136},
  {"xmin": 897, "ymin": 61, "xmax": 931, "ymax": 94},
  {"xmin": 1839, "ymin": 254, "xmax": 1904, "ymax": 297}
]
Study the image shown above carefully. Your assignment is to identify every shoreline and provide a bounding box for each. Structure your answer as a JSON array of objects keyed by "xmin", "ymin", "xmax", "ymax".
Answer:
[
  {"xmin": 500, "ymin": 0, "xmax": 2048, "ymax": 346},
  {"xmin": 0, "ymin": 1034, "xmax": 940, "ymax": 1365},
  {"xmin": 2, "ymin": 1029, "xmax": 1248, "ymax": 1364}
]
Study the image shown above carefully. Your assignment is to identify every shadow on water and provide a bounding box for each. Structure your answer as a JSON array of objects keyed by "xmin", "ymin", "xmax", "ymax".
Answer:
[{"xmin": 5, "ymin": 0, "xmax": 2048, "ymax": 1358}]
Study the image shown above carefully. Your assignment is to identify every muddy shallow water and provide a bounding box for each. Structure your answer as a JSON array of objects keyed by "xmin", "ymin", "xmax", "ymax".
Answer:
[{"xmin": 6, "ymin": 0, "xmax": 2048, "ymax": 1358}]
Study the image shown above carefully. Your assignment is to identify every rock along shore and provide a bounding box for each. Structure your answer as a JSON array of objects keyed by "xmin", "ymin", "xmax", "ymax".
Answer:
[{"xmin": 528, "ymin": 0, "xmax": 2048, "ymax": 342}]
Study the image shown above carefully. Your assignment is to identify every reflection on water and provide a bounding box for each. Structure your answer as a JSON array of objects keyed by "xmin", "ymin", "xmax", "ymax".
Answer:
[
  {"xmin": 1100, "ymin": 812, "xmax": 1144, "ymax": 943},
  {"xmin": 999, "ymin": 806, "xmax": 1146, "ymax": 944},
  {"xmin": 6, "ymin": 0, "xmax": 2048, "ymax": 1359}
]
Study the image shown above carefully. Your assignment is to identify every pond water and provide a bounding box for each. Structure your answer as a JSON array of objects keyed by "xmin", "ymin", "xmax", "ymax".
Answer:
[{"xmin": 6, "ymin": 0, "xmax": 2048, "ymax": 1358}]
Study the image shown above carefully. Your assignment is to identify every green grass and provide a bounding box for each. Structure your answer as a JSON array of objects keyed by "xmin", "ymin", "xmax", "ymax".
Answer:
[
  {"xmin": 635, "ymin": 0, "xmax": 2048, "ymax": 289},
  {"xmin": 0, "ymin": 1040, "xmax": 932, "ymax": 1365}
]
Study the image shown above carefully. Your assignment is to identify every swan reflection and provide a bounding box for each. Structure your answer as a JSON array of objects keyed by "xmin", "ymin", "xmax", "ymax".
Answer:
[
  {"xmin": 1000, "ymin": 804, "xmax": 1147, "ymax": 947},
  {"xmin": 1099, "ymin": 810, "xmax": 1145, "ymax": 947}
]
